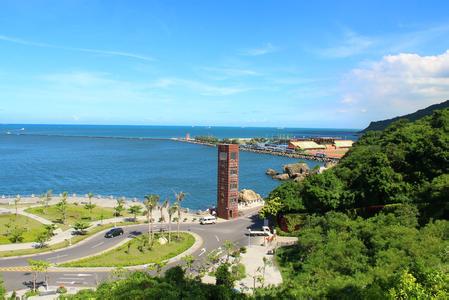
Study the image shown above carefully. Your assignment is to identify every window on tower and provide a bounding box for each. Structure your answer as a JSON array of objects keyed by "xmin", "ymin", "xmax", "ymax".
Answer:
[{"xmin": 220, "ymin": 152, "xmax": 227, "ymax": 160}]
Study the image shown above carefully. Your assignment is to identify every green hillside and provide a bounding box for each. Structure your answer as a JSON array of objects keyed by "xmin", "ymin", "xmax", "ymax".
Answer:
[
  {"xmin": 361, "ymin": 100, "xmax": 449, "ymax": 132},
  {"xmin": 258, "ymin": 108, "xmax": 449, "ymax": 298}
]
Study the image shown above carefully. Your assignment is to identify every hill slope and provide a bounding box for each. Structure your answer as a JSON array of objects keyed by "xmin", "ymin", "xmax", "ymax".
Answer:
[{"xmin": 361, "ymin": 99, "xmax": 449, "ymax": 132}]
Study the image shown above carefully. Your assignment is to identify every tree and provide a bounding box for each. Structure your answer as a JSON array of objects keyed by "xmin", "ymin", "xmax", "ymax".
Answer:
[
  {"xmin": 73, "ymin": 221, "xmax": 89, "ymax": 235},
  {"xmin": 114, "ymin": 197, "xmax": 126, "ymax": 217},
  {"xmin": 143, "ymin": 194, "xmax": 159, "ymax": 244},
  {"xmin": 56, "ymin": 192, "xmax": 68, "ymax": 224},
  {"xmin": 223, "ymin": 240, "xmax": 234, "ymax": 263},
  {"xmin": 35, "ymin": 231, "xmax": 50, "ymax": 248},
  {"xmin": 181, "ymin": 255, "xmax": 195, "ymax": 278},
  {"xmin": 44, "ymin": 189, "xmax": 52, "ymax": 214},
  {"xmin": 175, "ymin": 191, "xmax": 186, "ymax": 239},
  {"xmin": 301, "ymin": 170, "xmax": 347, "ymax": 213},
  {"xmin": 13, "ymin": 194, "xmax": 20, "ymax": 215},
  {"xmin": 259, "ymin": 197, "xmax": 284, "ymax": 219},
  {"xmin": 128, "ymin": 205, "xmax": 142, "ymax": 222},
  {"xmin": 84, "ymin": 192, "xmax": 96, "ymax": 219},
  {"xmin": 215, "ymin": 264, "xmax": 234, "ymax": 289},
  {"xmin": 43, "ymin": 224, "xmax": 56, "ymax": 238},
  {"xmin": 35, "ymin": 224, "xmax": 57, "ymax": 247},
  {"xmin": 7, "ymin": 225, "xmax": 25, "ymax": 243},
  {"xmin": 168, "ymin": 204, "xmax": 177, "ymax": 243},
  {"xmin": 28, "ymin": 259, "xmax": 50, "ymax": 292},
  {"xmin": 159, "ymin": 198, "xmax": 168, "ymax": 223}
]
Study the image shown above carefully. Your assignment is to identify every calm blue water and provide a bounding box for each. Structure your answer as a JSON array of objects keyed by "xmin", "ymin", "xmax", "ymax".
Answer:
[{"xmin": 0, "ymin": 125, "xmax": 358, "ymax": 210}]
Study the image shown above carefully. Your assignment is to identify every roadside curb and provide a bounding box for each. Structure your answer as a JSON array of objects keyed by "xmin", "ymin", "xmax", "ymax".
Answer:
[
  {"xmin": 49, "ymin": 230, "xmax": 203, "ymax": 272},
  {"xmin": 0, "ymin": 223, "xmax": 144, "ymax": 260}
]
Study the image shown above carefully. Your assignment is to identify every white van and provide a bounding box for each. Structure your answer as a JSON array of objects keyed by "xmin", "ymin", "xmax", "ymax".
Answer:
[{"xmin": 200, "ymin": 216, "xmax": 216, "ymax": 225}]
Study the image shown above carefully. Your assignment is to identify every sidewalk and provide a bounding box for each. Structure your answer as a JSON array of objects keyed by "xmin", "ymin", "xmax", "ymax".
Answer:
[{"xmin": 237, "ymin": 237, "xmax": 283, "ymax": 291}]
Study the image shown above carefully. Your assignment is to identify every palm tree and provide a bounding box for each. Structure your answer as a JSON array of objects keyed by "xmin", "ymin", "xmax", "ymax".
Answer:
[
  {"xmin": 128, "ymin": 205, "xmax": 142, "ymax": 222},
  {"xmin": 45, "ymin": 189, "xmax": 52, "ymax": 212},
  {"xmin": 175, "ymin": 191, "xmax": 186, "ymax": 239},
  {"xmin": 159, "ymin": 198, "xmax": 168, "ymax": 223},
  {"xmin": 168, "ymin": 204, "xmax": 178, "ymax": 243},
  {"xmin": 28, "ymin": 259, "xmax": 50, "ymax": 292},
  {"xmin": 85, "ymin": 192, "xmax": 96, "ymax": 219},
  {"xmin": 114, "ymin": 197, "xmax": 126, "ymax": 216},
  {"xmin": 57, "ymin": 192, "xmax": 68, "ymax": 224},
  {"xmin": 13, "ymin": 195, "xmax": 20, "ymax": 216},
  {"xmin": 144, "ymin": 194, "xmax": 159, "ymax": 243}
]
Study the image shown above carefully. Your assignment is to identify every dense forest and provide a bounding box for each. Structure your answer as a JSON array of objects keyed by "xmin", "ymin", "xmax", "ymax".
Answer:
[{"xmin": 257, "ymin": 108, "xmax": 449, "ymax": 298}]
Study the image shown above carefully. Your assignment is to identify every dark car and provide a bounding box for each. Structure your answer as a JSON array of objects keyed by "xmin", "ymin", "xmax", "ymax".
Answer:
[{"xmin": 105, "ymin": 227, "xmax": 124, "ymax": 238}]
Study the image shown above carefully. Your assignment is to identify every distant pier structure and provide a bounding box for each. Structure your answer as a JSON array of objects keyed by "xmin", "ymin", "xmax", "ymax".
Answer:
[{"xmin": 217, "ymin": 144, "xmax": 239, "ymax": 219}]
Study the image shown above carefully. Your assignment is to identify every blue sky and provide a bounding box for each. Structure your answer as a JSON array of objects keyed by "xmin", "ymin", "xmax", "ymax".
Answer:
[{"xmin": 1, "ymin": 0, "xmax": 449, "ymax": 128}]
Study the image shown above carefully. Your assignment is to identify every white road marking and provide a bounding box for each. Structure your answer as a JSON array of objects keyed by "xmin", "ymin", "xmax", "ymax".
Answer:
[
  {"xmin": 59, "ymin": 277, "xmax": 80, "ymax": 280},
  {"xmin": 215, "ymin": 235, "xmax": 219, "ymax": 242},
  {"xmin": 198, "ymin": 248, "xmax": 207, "ymax": 256},
  {"xmin": 63, "ymin": 274, "xmax": 93, "ymax": 277},
  {"xmin": 91, "ymin": 241, "xmax": 104, "ymax": 248},
  {"xmin": 47, "ymin": 254, "xmax": 68, "ymax": 260},
  {"xmin": 56, "ymin": 281, "xmax": 75, "ymax": 285}
]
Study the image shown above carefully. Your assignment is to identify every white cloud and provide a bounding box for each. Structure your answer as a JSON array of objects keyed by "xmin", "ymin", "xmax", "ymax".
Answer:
[
  {"xmin": 241, "ymin": 43, "xmax": 278, "ymax": 56},
  {"xmin": 318, "ymin": 30, "xmax": 375, "ymax": 58},
  {"xmin": 150, "ymin": 77, "xmax": 249, "ymax": 96},
  {"xmin": 0, "ymin": 34, "xmax": 154, "ymax": 62},
  {"xmin": 201, "ymin": 67, "xmax": 261, "ymax": 77},
  {"xmin": 340, "ymin": 50, "xmax": 449, "ymax": 120}
]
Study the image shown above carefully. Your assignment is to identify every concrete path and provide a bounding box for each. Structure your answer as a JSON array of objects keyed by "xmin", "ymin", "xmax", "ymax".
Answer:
[{"xmin": 237, "ymin": 238, "xmax": 283, "ymax": 291}]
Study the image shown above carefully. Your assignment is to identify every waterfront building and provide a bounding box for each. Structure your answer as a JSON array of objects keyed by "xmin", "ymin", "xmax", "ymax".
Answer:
[
  {"xmin": 217, "ymin": 144, "xmax": 239, "ymax": 219},
  {"xmin": 288, "ymin": 140, "xmax": 326, "ymax": 150},
  {"xmin": 333, "ymin": 140, "xmax": 354, "ymax": 148}
]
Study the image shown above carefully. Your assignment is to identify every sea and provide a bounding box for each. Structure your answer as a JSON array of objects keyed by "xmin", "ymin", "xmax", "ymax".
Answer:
[{"xmin": 0, "ymin": 125, "xmax": 359, "ymax": 210}]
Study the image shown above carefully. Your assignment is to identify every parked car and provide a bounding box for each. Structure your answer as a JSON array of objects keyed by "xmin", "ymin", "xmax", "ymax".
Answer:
[
  {"xmin": 105, "ymin": 227, "xmax": 124, "ymax": 238},
  {"xmin": 199, "ymin": 216, "xmax": 216, "ymax": 225}
]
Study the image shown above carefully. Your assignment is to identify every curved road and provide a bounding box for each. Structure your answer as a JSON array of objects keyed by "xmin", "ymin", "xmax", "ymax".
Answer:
[{"xmin": 0, "ymin": 208, "xmax": 262, "ymax": 291}]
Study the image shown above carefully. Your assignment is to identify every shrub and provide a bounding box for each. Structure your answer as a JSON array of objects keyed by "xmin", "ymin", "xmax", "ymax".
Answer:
[
  {"xmin": 57, "ymin": 286, "xmax": 67, "ymax": 294},
  {"xmin": 231, "ymin": 263, "xmax": 246, "ymax": 281}
]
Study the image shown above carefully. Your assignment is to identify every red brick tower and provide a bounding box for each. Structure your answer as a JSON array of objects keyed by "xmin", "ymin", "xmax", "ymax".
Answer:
[{"xmin": 217, "ymin": 144, "xmax": 239, "ymax": 219}]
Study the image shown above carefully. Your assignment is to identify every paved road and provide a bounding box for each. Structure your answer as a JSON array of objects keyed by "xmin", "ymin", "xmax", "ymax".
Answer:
[{"xmin": 0, "ymin": 209, "xmax": 262, "ymax": 291}]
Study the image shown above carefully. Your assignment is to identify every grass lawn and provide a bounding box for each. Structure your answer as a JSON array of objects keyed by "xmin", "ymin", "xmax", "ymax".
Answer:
[
  {"xmin": 0, "ymin": 221, "xmax": 137, "ymax": 257},
  {"xmin": 0, "ymin": 214, "xmax": 46, "ymax": 244},
  {"xmin": 60, "ymin": 232, "xmax": 195, "ymax": 267},
  {"xmin": 25, "ymin": 204, "xmax": 122, "ymax": 230}
]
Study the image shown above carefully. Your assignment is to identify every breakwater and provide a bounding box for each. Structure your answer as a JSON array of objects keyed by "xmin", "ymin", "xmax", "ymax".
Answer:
[{"xmin": 171, "ymin": 138, "xmax": 339, "ymax": 163}]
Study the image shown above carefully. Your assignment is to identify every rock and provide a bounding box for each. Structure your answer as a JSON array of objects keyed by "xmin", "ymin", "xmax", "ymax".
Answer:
[
  {"xmin": 158, "ymin": 237, "xmax": 168, "ymax": 245},
  {"xmin": 283, "ymin": 163, "xmax": 309, "ymax": 177},
  {"xmin": 273, "ymin": 173, "xmax": 290, "ymax": 180},
  {"xmin": 238, "ymin": 189, "xmax": 263, "ymax": 202},
  {"xmin": 265, "ymin": 168, "xmax": 278, "ymax": 176}
]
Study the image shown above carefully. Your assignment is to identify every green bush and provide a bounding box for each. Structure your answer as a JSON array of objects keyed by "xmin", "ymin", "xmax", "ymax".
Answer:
[{"xmin": 231, "ymin": 263, "xmax": 246, "ymax": 281}]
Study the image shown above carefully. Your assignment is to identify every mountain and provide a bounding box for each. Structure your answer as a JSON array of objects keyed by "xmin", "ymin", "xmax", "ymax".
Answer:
[{"xmin": 361, "ymin": 100, "xmax": 449, "ymax": 132}]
